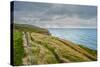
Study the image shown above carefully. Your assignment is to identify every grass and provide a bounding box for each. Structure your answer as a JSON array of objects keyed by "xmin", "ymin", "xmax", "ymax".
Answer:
[
  {"xmin": 30, "ymin": 32, "xmax": 96, "ymax": 62},
  {"xmin": 13, "ymin": 30, "xmax": 25, "ymax": 66},
  {"xmin": 24, "ymin": 42, "xmax": 58, "ymax": 64},
  {"xmin": 79, "ymin": 45, "xmax": 97, "ymax": 57},
  {"xmin": 14, "ymin": 23, "xmax": 50, "ymax": 35},
  {"xmin": 13, "ymin": 24, "xmax": 97, "ymax": 65},
  {"xmin": 23, "ymin": 32, "xmax": 59, "ymax": 64}
]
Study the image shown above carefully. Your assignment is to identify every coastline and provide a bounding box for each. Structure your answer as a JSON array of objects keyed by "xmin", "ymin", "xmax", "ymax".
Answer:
[{"xmin": 13, "ymin": 24, "xmax": 97, "ymax": 66}]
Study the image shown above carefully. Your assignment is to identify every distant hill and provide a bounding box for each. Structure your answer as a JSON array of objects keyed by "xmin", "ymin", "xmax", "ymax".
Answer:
[
  {"xmin": 13, "ymin": 23, "xmax": 97, "ymax": 66},
  {"xmin": 13, "ymin": 23, "xmax": 50, "ymax": 35}
]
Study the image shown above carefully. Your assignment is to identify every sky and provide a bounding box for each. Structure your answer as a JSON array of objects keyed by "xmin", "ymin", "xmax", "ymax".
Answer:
[{"xmin": 13, "ymin": 1, "xmax": 97, "ymax": 28}]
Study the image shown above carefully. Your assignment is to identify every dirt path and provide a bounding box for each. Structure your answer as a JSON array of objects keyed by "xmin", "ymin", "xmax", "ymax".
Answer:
[{"xmin": 22, "ymin": 32, "xmax": 32, "ymax": 65}]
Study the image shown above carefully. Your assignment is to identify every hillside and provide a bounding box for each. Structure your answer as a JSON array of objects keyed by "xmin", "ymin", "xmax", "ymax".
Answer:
[
  {"xmin": 13, "ymin": 23, "xmax": 50, "ymax": 35},
  {"xmin": 13, "ymin": 24, "xmax": 97, "ymax": 66}
]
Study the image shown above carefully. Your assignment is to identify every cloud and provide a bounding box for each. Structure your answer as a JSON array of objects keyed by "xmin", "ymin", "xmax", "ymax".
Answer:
[{"xmin": 13, "ymin": 1, "xmax": 97, "ymax": 28}]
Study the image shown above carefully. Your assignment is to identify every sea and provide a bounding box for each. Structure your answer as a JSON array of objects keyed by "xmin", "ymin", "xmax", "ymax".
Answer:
[{"xmin": 48, "ymin": 28, "xmax": 97, "ymax": 50}]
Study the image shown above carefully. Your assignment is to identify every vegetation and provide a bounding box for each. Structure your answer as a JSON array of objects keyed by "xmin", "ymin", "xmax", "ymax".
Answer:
[
  {"xmin": 13, "ymin": 23, "xmax": 50, "ymax": 35},
  {"xmin": 13, "ymin": 30, "xmax": 25, "ymax": 66},
  {"xmin": 13, "ymin": 24, "xmax": 97, "ymax": 66},
  {"xmin": 79, "ymin": 45, "xmax": 97, "ymax": 57}
]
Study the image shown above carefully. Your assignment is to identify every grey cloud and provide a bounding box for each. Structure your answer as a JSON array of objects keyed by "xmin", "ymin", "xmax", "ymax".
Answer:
[{"xmin": 13, "ymin": 1, "xmax": 97, "ymax": 28}]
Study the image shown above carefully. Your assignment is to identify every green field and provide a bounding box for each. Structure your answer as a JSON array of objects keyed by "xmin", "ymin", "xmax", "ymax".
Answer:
[{"xmin": 13, "ymin": 30, "xmax": 25, "ymax": 65}]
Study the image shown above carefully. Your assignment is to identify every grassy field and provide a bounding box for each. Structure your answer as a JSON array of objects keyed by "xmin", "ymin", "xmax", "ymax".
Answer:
[
  {"xmin": 13, "ymin": 30, "xmax": 25, "ymax": 66},
  {"xmin": 30, "ymin": 32, "xmax": 97, "ymax": 63},
  {"xmin": 13, "ymin": 24, "xmax": 97, "ymax": 66}
]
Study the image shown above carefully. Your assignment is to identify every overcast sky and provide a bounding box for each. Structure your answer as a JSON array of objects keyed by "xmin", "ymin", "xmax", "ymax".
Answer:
[{"xmin": 13, "ymin": 1, "xmax": 97, "ymax": 28}]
